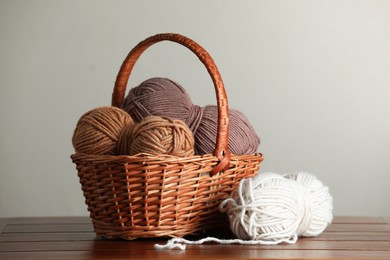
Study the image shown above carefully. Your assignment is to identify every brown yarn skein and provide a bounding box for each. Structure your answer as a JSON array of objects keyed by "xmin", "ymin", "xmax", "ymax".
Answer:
[
  {"xmin": 72, "ymin": 106, "xmax": 133, "ymax": 155},
  {"xmin": 117, "ymin": 116, "xmax": 195, "ymax": 157}
]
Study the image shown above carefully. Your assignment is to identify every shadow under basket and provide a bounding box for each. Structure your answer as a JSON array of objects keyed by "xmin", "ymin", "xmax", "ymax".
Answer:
[{"xmin": 71, "ymin": 33, "xmax": 264, "ymax": 239}]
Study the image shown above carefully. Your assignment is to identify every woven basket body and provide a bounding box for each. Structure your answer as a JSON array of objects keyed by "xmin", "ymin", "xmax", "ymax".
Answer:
[{"xmin": 71, "ymin": 33, "xmax": 264, "ymax": 239}]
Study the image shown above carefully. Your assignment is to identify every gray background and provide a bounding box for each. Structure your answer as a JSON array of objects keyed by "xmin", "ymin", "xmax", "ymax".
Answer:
[{"xmin": 1, "ymin": 0, "xmax": 389, "ymax": 217}]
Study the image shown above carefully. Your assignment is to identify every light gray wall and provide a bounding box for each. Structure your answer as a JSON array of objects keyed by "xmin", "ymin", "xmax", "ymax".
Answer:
[{"xmin": 1, "ymin": 0, "xmax": 389, "ymax": 218}]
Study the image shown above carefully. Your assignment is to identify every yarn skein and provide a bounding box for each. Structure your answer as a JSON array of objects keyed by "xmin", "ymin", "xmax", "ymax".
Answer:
[
  {"xmin": 122, "ymin": 77, "xmax": 202, "ymax": 131},
  {"xmin": 72, "ymin": 106, "xmax": 133, "ymax": 155},
  {"xmin": 219, "ymin": 172, "xmax": 333, "ymax": 242},
  {"xmin": 117, "ymin": 116, "xmax": 195, "ymax": 157},
  {"xmin": 284, "ymin": 172, "xmax": 334, "ymax": 237},
  {"xmin": 122, "ymin": 77, "xmax": 260, "ymax": 155},
  {"xmin": 195, "ymin": 105, "xmax": 260, "ymax": 155}
]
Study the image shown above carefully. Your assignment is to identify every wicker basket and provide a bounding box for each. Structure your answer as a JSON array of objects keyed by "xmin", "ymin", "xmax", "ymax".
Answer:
[{"xmin": 71, "ymin": 33, "xmax": 264, "ymax": 239}]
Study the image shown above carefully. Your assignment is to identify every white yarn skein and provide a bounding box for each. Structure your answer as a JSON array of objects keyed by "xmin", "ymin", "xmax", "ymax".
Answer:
[
  {"xmin": 220, "ymin": 172, "xmax": 333, "ymax": 243},
  {"xmin": 284, "ymin": 172, "xmax": 333, "ymax": 237}
]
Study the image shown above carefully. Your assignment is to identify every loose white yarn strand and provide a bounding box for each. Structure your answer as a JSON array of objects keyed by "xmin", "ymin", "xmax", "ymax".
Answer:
[{"xmin": 154, "ymin": 235, "xmax": 298, "ymax": 250}]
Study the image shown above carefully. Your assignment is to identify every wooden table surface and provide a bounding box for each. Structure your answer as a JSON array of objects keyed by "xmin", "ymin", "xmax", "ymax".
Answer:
[{"xmin": 0, "ymin": 216, "xmax": 390, "ymax": 259}]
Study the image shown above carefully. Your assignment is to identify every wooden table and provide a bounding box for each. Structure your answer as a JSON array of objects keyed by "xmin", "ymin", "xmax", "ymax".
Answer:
[{"xmin": 0, "ymin": 216, "xmax": 389, "ymax": 259}]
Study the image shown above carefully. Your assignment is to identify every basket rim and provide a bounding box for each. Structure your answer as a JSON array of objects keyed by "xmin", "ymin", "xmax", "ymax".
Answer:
[{"xmin": 71, "ymin": 152, "xmax": 264, "ymax": 165}]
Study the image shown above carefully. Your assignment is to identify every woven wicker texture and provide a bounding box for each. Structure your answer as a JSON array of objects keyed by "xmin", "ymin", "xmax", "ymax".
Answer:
[{"xmin": 71, "ymin": 33, "xmax": 264, "ymax": 239}]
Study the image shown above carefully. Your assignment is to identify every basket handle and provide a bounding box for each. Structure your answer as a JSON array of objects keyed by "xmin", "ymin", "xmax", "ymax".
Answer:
[{"xmin": 112, "ymin": 33, "xmax": 231, "ymax": 176}]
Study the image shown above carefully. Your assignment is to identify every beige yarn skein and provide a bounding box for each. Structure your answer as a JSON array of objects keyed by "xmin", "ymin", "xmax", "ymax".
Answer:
[
  {"xmin": 72, "ymin": 106, "xmax": 133, "ymax": 155},
  {"xmin": 117, "ymin": 116, "xmax": 195, "ymax": 156}
]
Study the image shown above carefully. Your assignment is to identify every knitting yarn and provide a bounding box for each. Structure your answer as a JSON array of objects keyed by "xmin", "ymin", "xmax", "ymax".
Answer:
[
  {"xmin": 72, "ymin": 106, "xmax": 133, "ymax": 155},
  {"xmin": 283, "ymin": 172, "xmax": 333, "ymax": 237},
  {"xmin": 122, "ymin": 77, "xmax": 201, "ymax": 129},
  {"xmin": 122, "ymin": 77, "xmax": 260, "ymax": 155},
  {"xmin": 219, "ymin": 172, "xmax": 333, "ymax": 243},
  {"xmin": 195, "ymin": 105, "xmax": 260, "ymax": 155},
  {"xmin": 117, "ymin": 116, "xmax": 195, "ymax": 157}
]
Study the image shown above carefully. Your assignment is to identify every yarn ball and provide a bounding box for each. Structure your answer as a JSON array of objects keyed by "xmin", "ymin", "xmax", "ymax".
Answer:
[
  {"xmin": 122, "ymin": 77, "xmax": 260, "ymax": 155},
  {"xmin": 195, "ymin": 105, "xmax": 260, "ymax": 155},
  {"xmin": 122, "ymin": 77, "xmax": 199, "ymax": 128},
  {"xmin": 72, "ymin": 106, "xmax": 133, "ymax": 155},
  {"xmin": 219, "ymin": 172, "xmax": 333, "ymax": 243},
  {"xmin": 117, "ymin": 115, "xmax": 195, "ymax": 157},
  {"xmin": 284, "ymin": 172, "xmax": 334, "ymax": 237}
]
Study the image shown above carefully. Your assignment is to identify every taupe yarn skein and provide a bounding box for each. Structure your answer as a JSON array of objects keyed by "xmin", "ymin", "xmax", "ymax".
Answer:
[
  {"xmin": 72, "ymin": 106, "xmax": 133, "ymax": 155},
  {"xmin": 195, "ymin": 105, "xmax": 260, "ymax": 155},
  {"xmin": 122, "ymin": 77, "xmax": 203, "ymax": 132},
  {"xmin": 117, "ymin": 116, "xmax": 195, "ymax": 156}
]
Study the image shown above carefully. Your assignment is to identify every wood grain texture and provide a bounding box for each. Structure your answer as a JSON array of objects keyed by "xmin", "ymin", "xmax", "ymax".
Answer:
[{"xmin": 1, "ymin": 216, "xmax": 390, "ymax": 260}]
